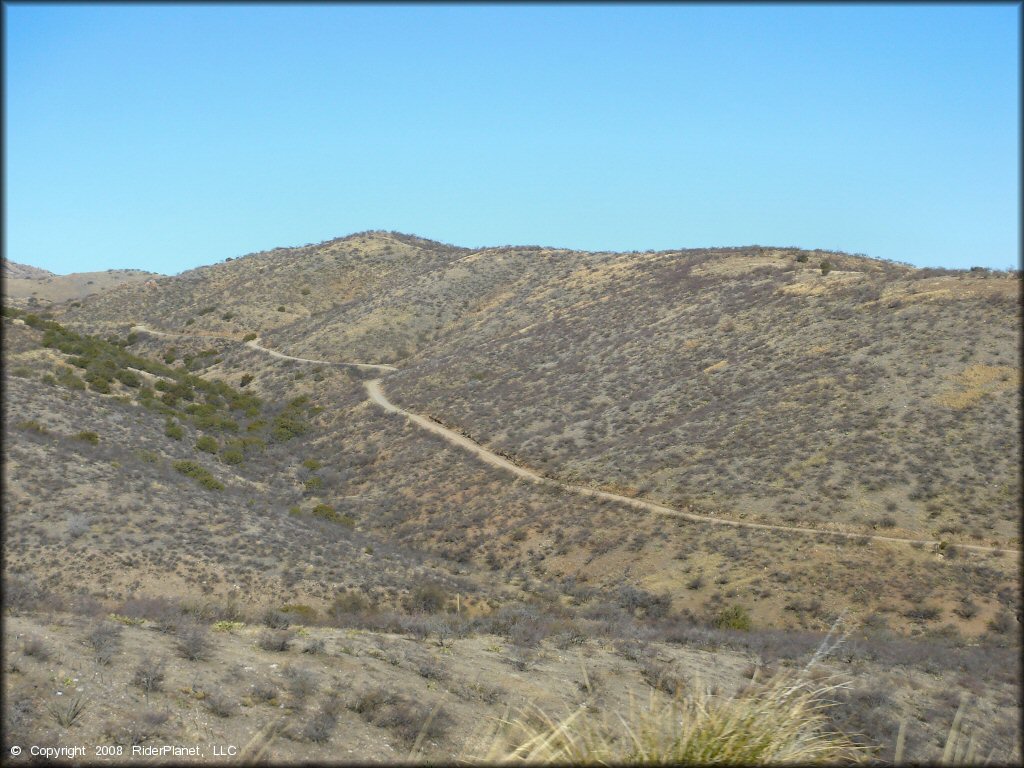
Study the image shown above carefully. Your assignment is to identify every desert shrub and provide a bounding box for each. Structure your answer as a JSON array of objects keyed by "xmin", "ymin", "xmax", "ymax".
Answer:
[
  {"xmin": 406, "ymin": 583, "xmax": 448, "ymax": 614},
  {"xmin": 87, "ymin": 621, "xmax": 123, "ymax": 665},
  {"xmin": 904, "ymin": 605, "xmax": 941, "ymax": 622},
  {"xmin": 329, "ymin": 591, "xmax": 371, "ymax": 623},
  {"xmin": 116, "ymin": 368, "xmax": 141, "ymax": 387},
  {"xmin": 350, "ymin": 688, "xmax": 451, "ymax": 745},
  {"xmin": 239, "ymin": 373, "xmax": 255, "ymax": 387},
  {"xmin": 796, "ymin": 253, "xmax": 809, "ymax": 263},
  {"xmin": 262, "ymin": 609, "xmax": 291, "ymax": 629},
  {"xmin": 820, "ymin": 260, "xmax": 832, "ymax": 275},
  {"xmin": 172, "ymin": 460, "xmax": 224, "ymax": 490},
  {"xmin": 164, "ymin": 419, "xmax": 184, "ymax": 440},
  {"xmin": 196, "ymin": 435, "xmax": 219, "ymax": 453},
  {"xmin": 618, "ymin": 585, "xmax": 672, "ymax": 619},
  {"xmin": 16, "ymin": 419, "xmax": 48, "ymax": 434},
  {"xmin": 713, "ymin": 605, "xmax": 753, "ymax": 631},
  {"xmin": 175, "ymin": 622, "xmax": 212, "ymax": 661},
  {"xmin": 640, "ymin": 658, "xmax": 689, "ymax": 695},
  {"xmin": 220, "ymin": 446, "xmax": 244, "ymax": 465},
  {"xmin": 987, "ymin": 612, "xmax": 1014, "ymax": 635},
  {"xmin": 117, "ymin": 595, "xmax": 184, "ymax": 630},
  {"xmin": 75, "ymin": 430, "xmax": 100, "ymax": 445},
  {"xmin": 204, "ymin": 691, "xmax": 236, "ymax": 718},
  {"xmin": 302, "ymin": 638, "xmax": 326, "ymax": 655},
  {"xmin": 416, "ymin": 656, "xmax": 449, "ymax": 681},
  {"xmin": 257, "ymin": 630, "xmax": 293, "ymax": 652},
  {"xmin": 954, "ymin": 600, "xmax": 979, "ymax": 620},
  {"xmin": 21, "ymin": 635, "xmax": 50, "ymax": 660},
  {"xmin": 251, "ymin": 682, "xmax": 278, "ymax": 703},
  {"xmin": 132, "ymin": 657, "xmax": 166, "ymax": 694},
  {"xmin": 304, "ymin": 701, "xmax": 339, "ymax": 743},
  {"xmin": 311, "ymin": 504, "xmax": 354, "ymax": 527},
  {"xmin": 280, "ymin": 604, "xmax": 318, "ymax": 624},
  {"xmin": 302, "ymin": 458, "xmax": 322, "ymax": 470},
  {"xmin": 283, "ymin": 665, "xmax": 318, "ymax": 706}
]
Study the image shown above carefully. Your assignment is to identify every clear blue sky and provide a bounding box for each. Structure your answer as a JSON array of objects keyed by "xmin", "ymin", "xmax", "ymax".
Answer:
[{"xmin": 5, "ymin": 3, "xmax": 1019, "ymax": 274}]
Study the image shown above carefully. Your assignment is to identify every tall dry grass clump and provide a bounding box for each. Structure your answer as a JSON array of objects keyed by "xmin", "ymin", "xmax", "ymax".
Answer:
[{"xmin": 474, "ymin": 673, "xmax": 865, "ymax": 765}]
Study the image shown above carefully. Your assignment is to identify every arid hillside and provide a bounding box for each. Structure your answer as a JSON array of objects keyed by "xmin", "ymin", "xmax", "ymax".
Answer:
[
  {"xmin": 59, "ymin": 232, "xmax": 1021, "ymax": 549},
  {"xmin": 3, "ymin": 258, "xmax": 161, "ymax": 307},
  {"xmin": 4, "ymin": 233, "xmax": 1021, "ymax": 762}
]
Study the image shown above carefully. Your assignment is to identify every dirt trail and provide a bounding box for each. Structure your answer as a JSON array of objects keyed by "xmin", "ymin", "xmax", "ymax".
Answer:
[
  {"xmin": 131, "ymin": 325, "xmax": 1018, "ymax": 555},
  {"xmin": 365, "ymin": 379, "xmax": 1019, "ymax": 556},
  {"xmin": 131, "ymin": 325, "xmax": 397, "ymax": 372}
]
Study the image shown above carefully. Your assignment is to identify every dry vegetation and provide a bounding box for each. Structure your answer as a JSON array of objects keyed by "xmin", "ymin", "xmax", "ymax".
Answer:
[{"xmin": 4, "ymin": 232, "xmax": 1021, "ymax": 762}]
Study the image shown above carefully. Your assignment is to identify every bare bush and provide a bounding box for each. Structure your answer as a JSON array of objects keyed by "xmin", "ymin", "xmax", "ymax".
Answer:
[
  {"xmin": 87, "ymin": 621, "xmax": 123, "ymax": 665},
  {"xmin": 257, "ymin": 630, "xmax": 293, "ymax": 652},
  {"xmin": 132, "ymin": 657, "xmax": 166, "ymax": 695}
]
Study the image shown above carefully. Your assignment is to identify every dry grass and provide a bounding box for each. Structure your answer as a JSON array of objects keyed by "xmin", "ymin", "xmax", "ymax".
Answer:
[{"xmin": 474, "ymin": 674, "xmax": 865, "ymax": 764}]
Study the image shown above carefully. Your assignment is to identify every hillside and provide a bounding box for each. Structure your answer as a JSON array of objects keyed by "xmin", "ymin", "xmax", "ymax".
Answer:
[
  {"xmin": 4, "ymin": 232, "xmax": 1021, "ymax": 762},
  {"xmin": 3, "ymin": 258, "xmax": 55, "ymax": 280},
  {"xmin": 3, "ymin": 258, "xmax": 161, "ymax": 307},
  {"xmin": 59, "ymin": 233, "xmax": 1020, "ymax": 549}
]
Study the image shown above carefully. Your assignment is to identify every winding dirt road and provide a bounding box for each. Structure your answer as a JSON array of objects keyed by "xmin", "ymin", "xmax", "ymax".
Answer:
[{"xmin": 131, "ymin": 324, "xmax": 1018, "ymax": 556}]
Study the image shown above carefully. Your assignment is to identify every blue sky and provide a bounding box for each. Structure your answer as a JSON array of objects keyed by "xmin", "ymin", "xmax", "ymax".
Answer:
[{"xmin": 4, "ymin": 3, "xmax": 1019, "ymax": 274}]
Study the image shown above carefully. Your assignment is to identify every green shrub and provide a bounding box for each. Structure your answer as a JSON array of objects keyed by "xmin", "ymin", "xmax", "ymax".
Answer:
[
  {"xmin": 277, "ymin": 306, "xmax": 286, "ymax": 312},
  {"xmin": 239, "ymin": 373, "xmax": 255, "ymax": 387},
  {"xmin": 796, "ymin": 253, "xmax": 809, "ymax": 263},
  {"xmin": 302, "ymin": 458, "xmax": 322, "ymax": 470},
  {"xmin": 172, "ymin": 460, "xmax": 224, "ymax": 490},
  {"xmin": 300, "ymin": 287, "xmax": 311, "ymax": 296},
  {"xmin": 163, "ymin": 347, "xmax": 178, "ymax": 364},
  {"xmin": 304, "ymin": 476, "xmax": 323, "ymax": 492},
  {"xmin": 165, "ymin": 419, "xmax": 184, "ymax": 440},
  {"xmin": 57, "ymin": 367, "xmax": 86, "ymax": 390},
  {"xmin": 196, "ymin": 435, "xmax": 219, "ymax": 453},
  {"xmin": 116, "ymin": 368, "xmax": 141, "ymax": 387},
  {"xmin": 75, "ymin": 431, "xmax": 100, "ymax": 445},
  {"xmin": 819, "ymin": 260, "xmax": 832, "ymax": 276},
  {"xmin": 280, "ymin": 604, "xmax": 318, "ymax": 623},
  {"xmin": 311, "ymin": 504, "xmax": 354, "ymax": 527},
  {"xmin": 220, "ymin": 447, "xmax": 244, "ymax": 466},
  {"xmin": 713, "ymin": 605, "xmax": 752, "ymax": 631},
  {"xmin": 242, "ymin": 333, "xmax": 257, "ymax": 342},
  {"xmin": 17, "ymin": 419, "xmax": 48, "ymax": 434}
]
